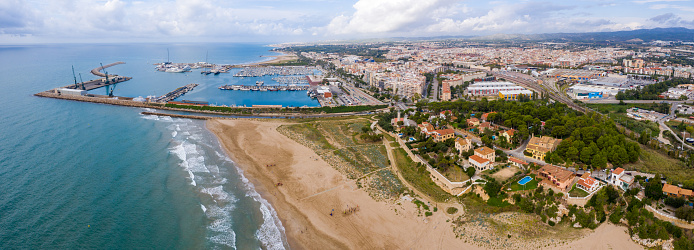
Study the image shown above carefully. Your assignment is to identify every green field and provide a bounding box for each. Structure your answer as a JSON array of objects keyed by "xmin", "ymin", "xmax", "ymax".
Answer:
[
  {"xmin": 393, "ymin": 148, "xmax": 452, "ymax": 202},
  {"xmin": 487, "ymin": 196, "xmax": 511, "ymax": 207},
  {"xmin": 507, "ymin": 174, "xmax": 538, "ymax": 192},
  {"xmin": 568, "ymin": 184, "xmax": 589, "ymax": 197}
]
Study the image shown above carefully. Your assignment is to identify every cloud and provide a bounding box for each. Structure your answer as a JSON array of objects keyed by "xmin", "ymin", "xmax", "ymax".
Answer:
[
  {"xmin": 326, "ymin": 0, "xmax": 457, "ymax": 34},
  {"xmin": 634, "ymin": 0, "xmax": 688, "ymax": 3},
  {"xmin": 648, "ymin": 12, "xmax": 694, "ymax": 27},
  {"xmin": 0, "ymin": 0, "xmax": 38, "ymax": 34}
]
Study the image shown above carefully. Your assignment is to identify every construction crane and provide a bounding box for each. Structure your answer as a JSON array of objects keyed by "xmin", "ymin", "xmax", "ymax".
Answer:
[{"xmin": 100, "ymin": 63, "xmax": 117, "ymax": 97}]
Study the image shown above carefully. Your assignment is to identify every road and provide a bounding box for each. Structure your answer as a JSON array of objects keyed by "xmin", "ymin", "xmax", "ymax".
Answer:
[
  {"xmin": 430, "ymin": 79, "xmax": 439, "ymax": 101},
  {"xmin": 453, "ymin": 129, "xmax": 547, "ymax": 165}
]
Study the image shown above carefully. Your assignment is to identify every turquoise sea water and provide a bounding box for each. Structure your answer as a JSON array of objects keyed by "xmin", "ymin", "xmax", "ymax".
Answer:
[{"xmin": 0, "ymin": 44, "xmax": 291, "ymax": 249}]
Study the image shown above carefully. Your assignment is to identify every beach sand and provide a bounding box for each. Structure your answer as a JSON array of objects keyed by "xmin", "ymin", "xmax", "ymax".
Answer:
[
  {"xmin": 206, "ymin": 119, "xmax": 643, "ymax": 250},
  {"xmin": 246, "ymin": 52, "xmax": 298, "ymax": 66},
  {"xmin": 207, "ymin": 119, "xmax": 479, "ymax": 249}
]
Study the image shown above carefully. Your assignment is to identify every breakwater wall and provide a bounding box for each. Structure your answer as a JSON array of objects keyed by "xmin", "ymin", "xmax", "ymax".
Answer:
[
  {"xmin": 141, "ymin": 112, "xmax": 213, "ymax": 120},
  {"xmin": 34, "ymin": 91, "xmax": 377, "ymax": 118}
]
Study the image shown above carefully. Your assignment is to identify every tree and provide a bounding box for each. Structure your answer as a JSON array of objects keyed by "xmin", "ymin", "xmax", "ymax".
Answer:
[
  {"xmin": 484, "ymin": 179, "xmax": 502, "ymax": 198},
  {"xmin": 566, "ymin": 147, "xmax": 579, "ymax": 162},
  {"xmin": 665, "ymin": 197, "xmax": 686, "ymax": 208},
  {"xmin": 580, "ymin": 147, "xmax": 593, "ymax": 165},
  {"xmin": 645, "ymin": 173, "xmax": 664, "ymax": 200}
]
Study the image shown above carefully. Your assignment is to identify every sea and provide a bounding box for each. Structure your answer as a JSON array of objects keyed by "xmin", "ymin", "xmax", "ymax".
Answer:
[{"xmin": 0, "ymin": 43, "xmax": 307, "ymax": 249}]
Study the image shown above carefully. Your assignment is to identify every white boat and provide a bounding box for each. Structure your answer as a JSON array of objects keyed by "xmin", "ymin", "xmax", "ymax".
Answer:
[{"xmin": 256, "ymin": 81, "xmax": 264, "ymax": 86}]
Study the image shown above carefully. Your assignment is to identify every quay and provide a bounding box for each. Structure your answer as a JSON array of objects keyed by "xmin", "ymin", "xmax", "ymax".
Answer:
[
  {"xmin": 219, "ymin": 84, "xmax": 309, "ymax": 91},
  {"xmin": 61, "ymin": 62, "xmax": 132, "ymax": 92},
  {"xmin": 153, "ymin": 83, "xmax": 199, "ymax": 103}
]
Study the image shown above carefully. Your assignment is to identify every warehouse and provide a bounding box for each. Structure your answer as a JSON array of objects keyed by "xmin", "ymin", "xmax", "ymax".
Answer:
[
  {"xmin": 466, "ymin": 82, "xmax": 524, "ymax": 96},
  {"xmin": 499, "ymin": 89, "xmax": 533, "ymax": 100}
]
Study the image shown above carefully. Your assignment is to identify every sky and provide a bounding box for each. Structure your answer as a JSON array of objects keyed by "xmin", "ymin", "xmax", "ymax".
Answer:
[{"xmin": 1, "ymin": 0, "xmax": 693, "ymax": 44}]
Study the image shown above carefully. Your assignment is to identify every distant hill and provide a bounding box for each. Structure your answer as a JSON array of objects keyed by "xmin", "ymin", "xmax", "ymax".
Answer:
[{"xmin": 468, "ymin": 27, "xmax": 694, "ymax": 42}]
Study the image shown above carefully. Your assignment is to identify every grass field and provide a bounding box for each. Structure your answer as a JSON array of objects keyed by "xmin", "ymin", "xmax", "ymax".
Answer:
[
  {"xmin": 625, "ymin": 145, "xmax": 694, "ymax": 183},
  {"xmin": 393, "ymin": 148, "xmax": 452, "ymax": 202},
  {"xmin": 487, "ymin": 196, "xmax": 511, "ymax": 207},
  {"xmin": 441, "ymin": 165, "xmax": 470, "ymax": 182},
  {"xmin": 507, "ymin": 174, "xmax": 538, "ymax": 192},
  {"xmin": 568, "ymin": 184, "xmax": 589, "ymax": 197}
]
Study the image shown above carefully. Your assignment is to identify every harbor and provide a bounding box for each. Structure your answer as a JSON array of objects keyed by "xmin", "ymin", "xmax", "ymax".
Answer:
[
  {"xmin": 218, "ymin": 84, "xmax": 309, "ymax": 91},
  {"xmin": 234, "ymin": 66, "xmax": 316, "ymax": 77}
]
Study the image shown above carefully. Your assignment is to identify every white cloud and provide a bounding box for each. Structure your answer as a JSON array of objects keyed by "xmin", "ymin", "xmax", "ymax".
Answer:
[{"xmin": 326, "ymin": 0, "xmax": 457, "ymax": 34}]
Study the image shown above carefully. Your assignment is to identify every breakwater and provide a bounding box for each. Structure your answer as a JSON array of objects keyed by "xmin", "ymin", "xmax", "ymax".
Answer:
[{"xmin": 140, "ymin": 112, "xmax": 213, "ymax": 120}]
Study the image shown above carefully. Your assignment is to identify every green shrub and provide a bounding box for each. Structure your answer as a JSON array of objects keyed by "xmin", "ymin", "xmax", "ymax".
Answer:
[{"xmin": 425, "ymin": 211, "xmax": 433, "ymax": 217}]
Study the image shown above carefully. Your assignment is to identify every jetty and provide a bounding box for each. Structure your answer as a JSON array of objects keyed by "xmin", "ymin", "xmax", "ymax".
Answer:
[
  {"xmin": 219, "ymin": 85, "xmax": 309, "ymax": 91},
  {"xmin": 91, "ymin": 62, "xmax": 125, "ymax": 77},
  {"xmin": 152, "ymin": 83, "xmax": 199, "ymax": 103}
]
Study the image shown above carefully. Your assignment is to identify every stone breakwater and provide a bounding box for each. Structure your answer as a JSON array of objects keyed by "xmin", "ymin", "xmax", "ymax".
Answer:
[{"xmin": 33, "ymin": 91, "xmax": 371, "ymax": 118}]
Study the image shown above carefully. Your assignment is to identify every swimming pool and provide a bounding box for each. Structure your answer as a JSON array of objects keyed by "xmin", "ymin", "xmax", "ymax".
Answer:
[{"xmin": 518, "ymin": 176, "xmax": 533, "ymax": 185}]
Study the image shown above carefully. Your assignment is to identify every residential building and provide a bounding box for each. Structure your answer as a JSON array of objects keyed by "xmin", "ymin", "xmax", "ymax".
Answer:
[
  {"xmin": 467, "ymin": 118, "xmax": 480, "ymax": 127},
  {"xmin": 469, "ymin": 155, "xmax": 491, "ymax": 171},
  {"xmin": 507, "ymin": 156, "xmax": 528, "ymax": 169},
  {"xmin": 663, "ymin": 183, "xmax": 694, "ymax": 199},
  {"xmin": 441, "ymin": 81, "xmax": 451, "ymax": 101},
  {"xmin": 479, "ymin": 122, "xmax": 494, "ymax": 132},
  {"xmin": 455, "ymin": 137, "xmax": 472, "ymax": 154},
  {"xmin": 474, "ymin": 146, "xmax": 495, "ymax": 162},
  {"xmin": 417, "ymin": 122, "xmax": 434, "ymax": 134},
  {"xmin": 576, "ymin": 173, "xmax": 600, "ymax": 193},
  {"xmin": 501, "ymin": 129, "xmax": 515, "ymax": 142},
  {"xmin": 526, "ymin": 136, "xmax": 562, "ymax": 160},
  {"xmin": 431, "ymin": 129, "xmax": 455, "ymax": 142},
  {"xmin": 610, "ymin": 167, "xmax": 634, "ymax": 191},
  {"xmin": 538, "ymin": 165, "xmax": 576, "ymax": 191}
]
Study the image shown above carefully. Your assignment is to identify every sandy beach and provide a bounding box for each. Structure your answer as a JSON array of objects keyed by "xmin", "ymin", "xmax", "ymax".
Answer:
[
  {"xmin": 206, "ymin": 119, "xmax": 644, "ymax": 250},
  {"xmin": 246, "ymin": 51, "xmax": 299, "ymax": 66}
]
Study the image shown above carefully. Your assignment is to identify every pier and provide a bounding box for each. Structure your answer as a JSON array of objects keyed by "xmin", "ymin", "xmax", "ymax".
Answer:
[
  {"xmin": 219, "ymin": 85, "xmax": 309, "ymax": 91},
  {"xmin": 91, "ymin": 62, "xmax": 125, "ymax": 77},
  {"xmin": 153, "ymin": 83, "xmax": 199, "ymax": 103}
]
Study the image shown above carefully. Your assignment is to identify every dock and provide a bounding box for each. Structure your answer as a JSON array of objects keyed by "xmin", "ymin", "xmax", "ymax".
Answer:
[
  {"xmin": 153, "ymin": 83, "xmax": 199, "ymax": 103},
  {"xmin": 61, "ymin": 62, "xmax": 132, "ymax": 91},
  {"xmin": 218, "ymin": 85, "xmax": 309, "ymax": 91}
]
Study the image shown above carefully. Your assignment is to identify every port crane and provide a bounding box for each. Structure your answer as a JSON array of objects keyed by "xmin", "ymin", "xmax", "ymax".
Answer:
[
  {"xmin": 101, "ymin": 63, "xmax": 117, "ymax": 97},
  {"xmin": 71, "ymin": 66, "xmax": 85, "ymax": 90}
]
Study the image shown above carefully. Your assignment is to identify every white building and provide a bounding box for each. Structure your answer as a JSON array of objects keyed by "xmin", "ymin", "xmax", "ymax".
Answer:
[{"xmin": 466, "ymin": 82, "xmax": 524, "ymax": 96}]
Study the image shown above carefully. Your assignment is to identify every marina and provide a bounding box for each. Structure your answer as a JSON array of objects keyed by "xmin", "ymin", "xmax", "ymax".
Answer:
[
  {"xmin": 218, "ymin": 84, "xmax": 309, "ymax": 91},
  {"xmin": 234, "ymin": 66, "xmax": 316, "ymax": 77},
  {"xmin": 272, "ymin": 76, "xmax": 309, "ymax": 85}
]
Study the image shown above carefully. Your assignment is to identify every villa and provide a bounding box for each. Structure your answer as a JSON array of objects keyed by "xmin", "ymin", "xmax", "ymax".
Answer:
[
  {"xmin": 467, "ymin": 118, "xmax": 480, "ymax": 127},
  {"xmin": 526, "ymin": 136, "xmax": 562, "ymax": 161},
  {"xmin": 663, "ymin": 183, "xmax": 694, "ymax": 199},
  {"xmin": 455, "ymin": 137, "xmax": 472, "ymax": 154},
  {"xmin": 469, "ymin": 155, "xmax": 491, "ymax": 171},
  {"xmin": 501, "ymin": 129, "xmax": 515, "ymax": 142},
  {"xmin": 538, "ymin": 164, "xmax": 576, "ymax": 191},
  {"xmin": 431, "ymin": 129, "xmax": 455, "ymax": 142},
  {"xmin": 576, "ymin": 173, "xmax": 600, "ymax": 193},
  {"xmin": 507, "ymin": 156, "xmax": 528, "ymax": 169},
  {"xmin": 610, "ymin": 167, "xmax": 635, "ymax": 191},
  {"xmin": 474, "ymin": 146, "xmax": 495, "ymax": 162}
]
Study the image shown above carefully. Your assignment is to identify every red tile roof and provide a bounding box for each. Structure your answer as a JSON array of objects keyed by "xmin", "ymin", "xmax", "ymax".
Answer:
[
  {"xmin": 612, "ymin": 167, "xmax": 624, "ymax": 175},
  {"xmin": 469, "ymin": 155, "xmax": 489, "ymax": 164}
]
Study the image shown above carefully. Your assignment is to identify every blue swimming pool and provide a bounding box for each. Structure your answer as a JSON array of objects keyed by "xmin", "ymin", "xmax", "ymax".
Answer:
[{"xmin": 518, "ymin": 176, "xmax": 533, "ymax": 185}]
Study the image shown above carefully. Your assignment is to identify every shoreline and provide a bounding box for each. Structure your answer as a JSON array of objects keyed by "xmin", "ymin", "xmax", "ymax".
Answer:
[{"xmin": 205, "ymin": 118, "xmax": 646, "ymax": 249}]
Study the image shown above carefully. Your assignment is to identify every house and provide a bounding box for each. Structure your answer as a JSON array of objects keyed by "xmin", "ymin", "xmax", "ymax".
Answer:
[
  {"xmin": 474, "ymin": 146, "xmax": 495, "ymax": 162},
  {"xmin": 455, "ymin": 137, "xmax": 472, "ymax": 154},
  {"xmin": 576, "ymin": 173, "xmax": 600, "ymax": 193},
  {"xmin": 501, "ymin": 129, "xmax": 515, "ymax": 142},
  {"xmin": 538, "ymin": 165, "xmax": 576, "ymax": 191},
  {"xmin": 479, "ymin": 122, "xmax": 495, "ymax": 133},
  {"xmin": 469, "ymin": 155, "xmax": 491, "ymax": 171},
  {"xmin": 526, "ymin": 136, "xmax": 562, "ymax": 160},
  {"xmin": 431, "ymin": 129, "xmax": 455, "ymax": 142},
  {"xmin": 391, "ymin": 117, "xmax": 416, "ymax": 127},
  {"xmin": 610, "ymin": 168, "xmax": 634, "ymax": 191},
  {"xmin": 467, "ymin": 118, "xmax": 480, "ymax": 127},
  {"xmin": 481, "ymin": 112, "xmax": 496, "ymax": 122},
  {"xmin": 507, "ymin": 156, "xmax": 528, "ymax": 169},
  {"xmin": 663, "ymin": 183, "xmax": 694, "ymax": 199},
  {"xmin": 417, "ymin": 122, "xmax": 435, "ymax": 135}
]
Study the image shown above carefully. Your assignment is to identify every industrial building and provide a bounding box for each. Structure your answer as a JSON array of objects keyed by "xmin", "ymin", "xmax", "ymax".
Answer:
[
  {"xmin": 56, "ymin": 88, "xmax": 87, "ymax": 96},
  {"xmin": 567, "ymin": 84, "xmax": 623, "ymax": 99},
  {"xmin": 498, "ymin": 90, "xmax": 533, "ymax": 101},
  {"xmin": 545, "ymin": 69, "xmax": 605, "ymax": 81},
  {"xmin": 466, "ymin": 82, "xmax": 524, "ymax": 96}
]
